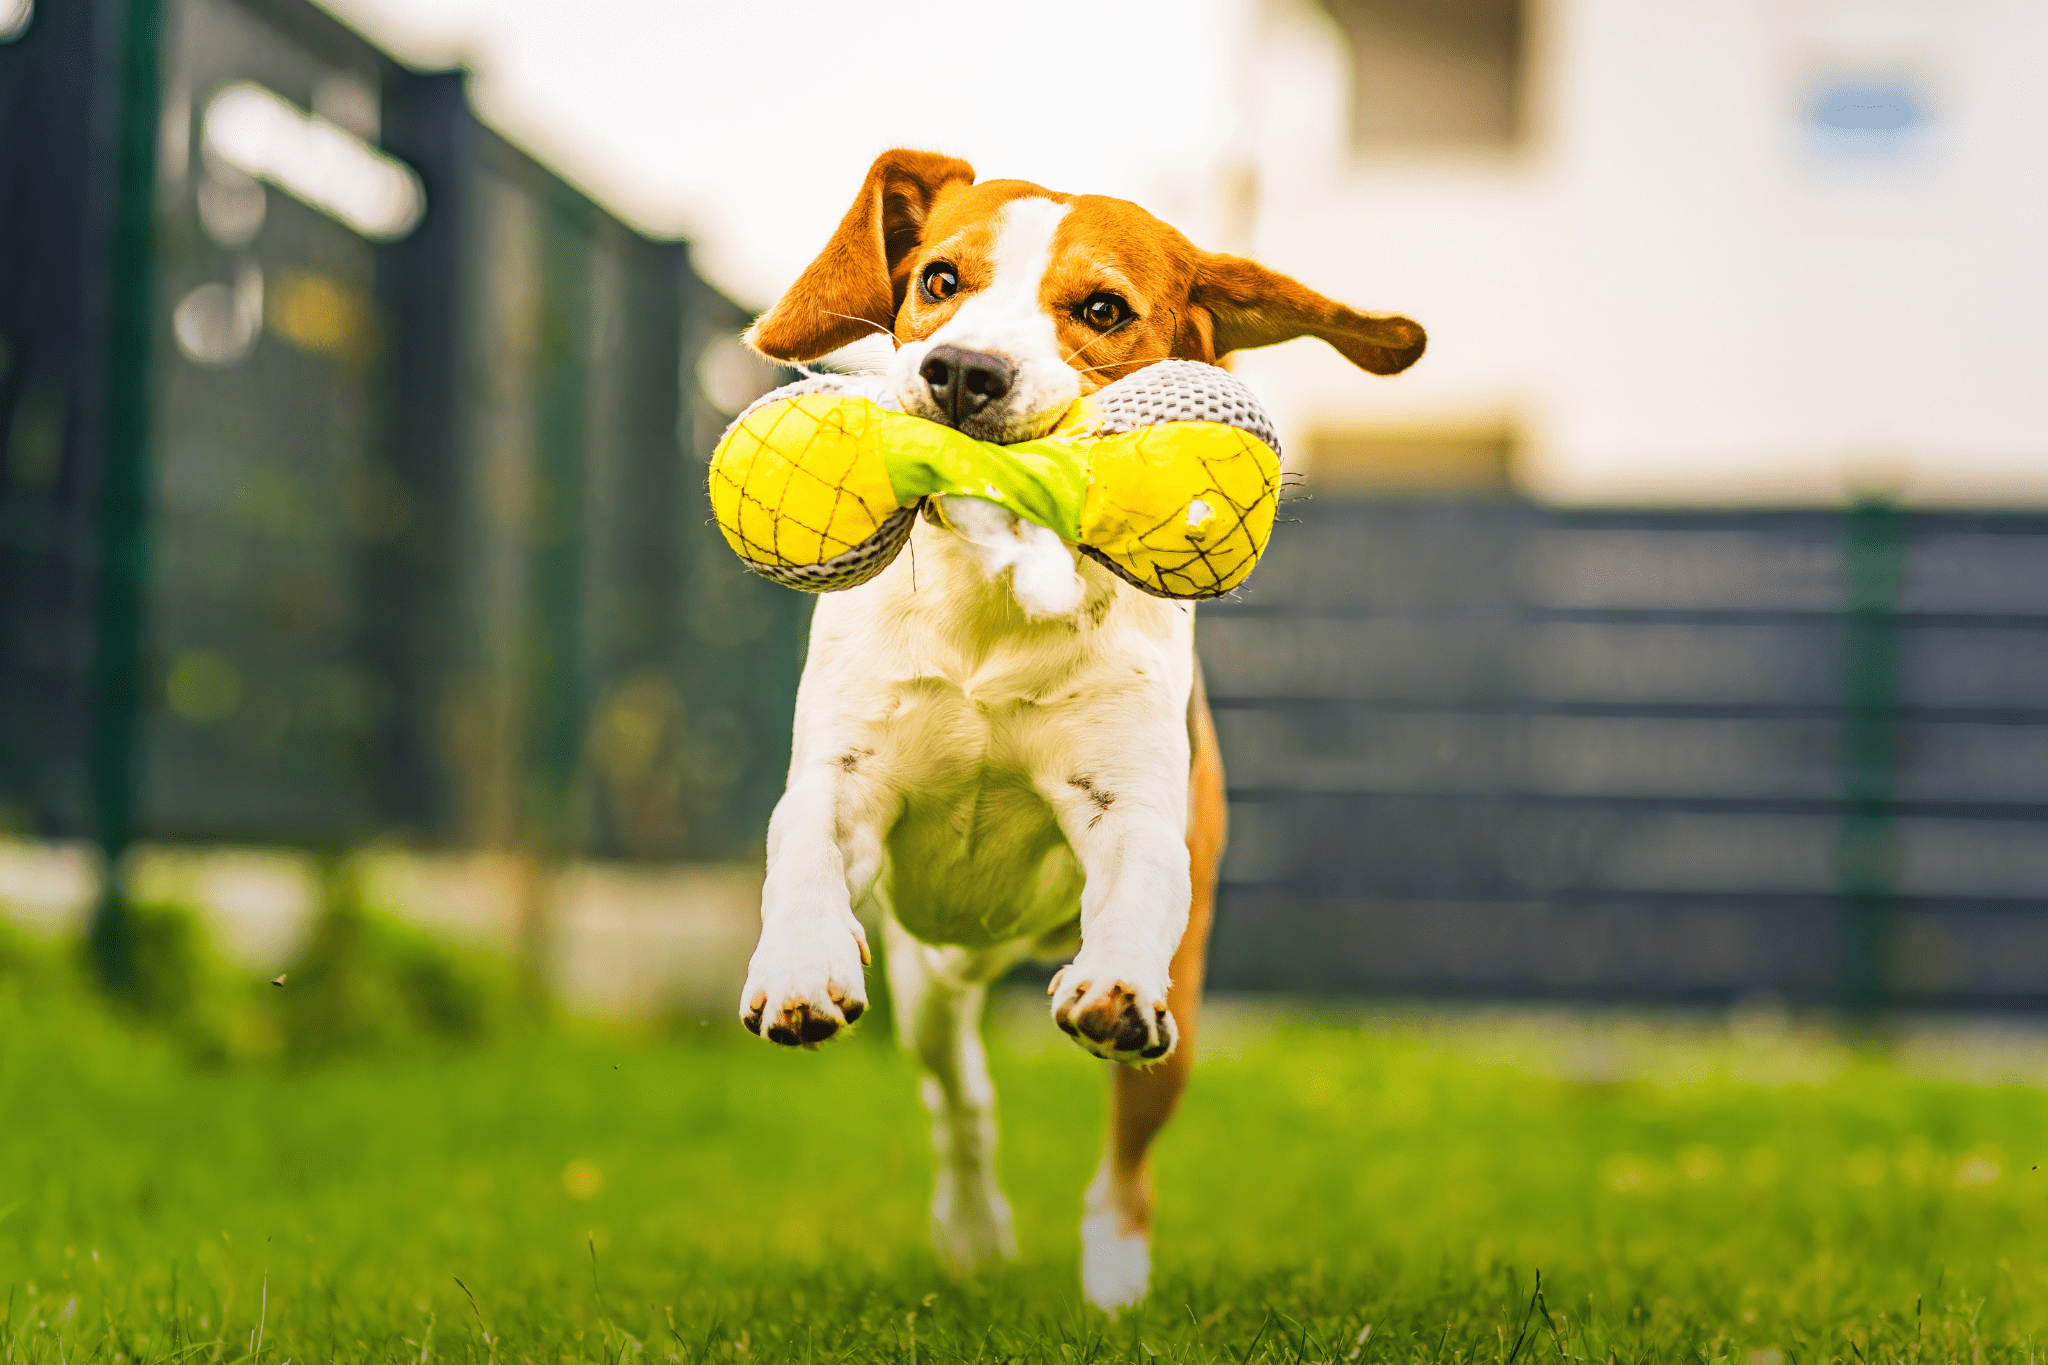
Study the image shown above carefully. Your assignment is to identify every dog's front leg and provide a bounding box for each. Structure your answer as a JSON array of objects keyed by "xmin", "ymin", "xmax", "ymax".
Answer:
[
  {"xmin": 739, "ymin": 771, "xmax": 887, "ymax": 1047},
  {"xmin": 1043, "ymin": 743, "xmax": 1193, "ymax": 1065}
]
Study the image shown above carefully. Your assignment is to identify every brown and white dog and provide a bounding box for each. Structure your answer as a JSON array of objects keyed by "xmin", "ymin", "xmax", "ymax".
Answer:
[{"xmin": 737, "ymin": 149, "xmax": 1423, "ymax": 1310}]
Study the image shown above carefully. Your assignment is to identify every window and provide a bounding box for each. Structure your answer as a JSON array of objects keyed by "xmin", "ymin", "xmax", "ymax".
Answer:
[{"xmin": 1315, "ymin": 0, "xmax": 1525, "ymax": 150}]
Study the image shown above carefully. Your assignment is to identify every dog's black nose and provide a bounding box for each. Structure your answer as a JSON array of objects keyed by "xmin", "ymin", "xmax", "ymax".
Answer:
[{"xmin": 918, "ymin": 345, "xmax": 1014, "ymax": 425}]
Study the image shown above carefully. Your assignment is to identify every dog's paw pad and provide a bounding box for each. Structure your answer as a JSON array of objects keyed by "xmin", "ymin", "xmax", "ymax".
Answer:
[
  {"xmin": 1049, "ymin": 967, "xmax": 1175, "ymax": 1065},
  {"xmin": 737, "ymin": 925, "xmax": 869, "ymax": 1049}
]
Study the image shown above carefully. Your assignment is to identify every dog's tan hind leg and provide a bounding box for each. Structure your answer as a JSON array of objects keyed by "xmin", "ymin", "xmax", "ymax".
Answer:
[{"xmin": 1082, "ymin": 681, "xmax": 1226, "ymax": 1313}]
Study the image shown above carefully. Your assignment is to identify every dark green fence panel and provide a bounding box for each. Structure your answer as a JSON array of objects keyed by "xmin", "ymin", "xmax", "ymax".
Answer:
[
  {"xmin": 0, "ymin": 0, "xmax": 132, "ymax": 842},
  {"xmin": 142, "ymin": 0, "xmax": 390, "ymax": 844},
  {"xmin": 1204, "ymin": 501, "xmax": 2048, "ymax": 1009},
  {"xmin": 1, "ymin": 0, "xmax": 806, "ymax": 876},
  {"xmin": 370, "ymin": 87, "xmax": 807, "ymax": 861}
]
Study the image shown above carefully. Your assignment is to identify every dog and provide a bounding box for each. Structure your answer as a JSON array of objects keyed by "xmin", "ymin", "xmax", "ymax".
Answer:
[{"xmin": 736, "ymin": 148, "xmax": 1423, "ymax": 1310}]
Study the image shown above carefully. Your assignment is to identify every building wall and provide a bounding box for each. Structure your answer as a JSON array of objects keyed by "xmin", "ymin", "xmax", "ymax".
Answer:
[{"xmin": 1235, "ymin": 0, "xmax": 2048, "ymax": 506}]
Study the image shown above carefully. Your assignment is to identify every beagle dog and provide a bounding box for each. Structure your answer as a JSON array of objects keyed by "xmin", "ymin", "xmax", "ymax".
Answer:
[{"xmin": 737, "ymin": 149, "xmax": 1423, "ymax": 1310}]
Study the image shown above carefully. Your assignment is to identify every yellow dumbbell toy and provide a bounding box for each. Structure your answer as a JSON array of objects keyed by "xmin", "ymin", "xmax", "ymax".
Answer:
[{"xmin": 707, "ymin": 360, "xmax": 1283, "ymax": 600}]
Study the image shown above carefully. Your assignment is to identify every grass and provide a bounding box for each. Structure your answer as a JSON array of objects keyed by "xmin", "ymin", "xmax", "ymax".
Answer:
[{"xmin": 4, "ymin": 979, "xmax": 2048, "ymax": 1365}]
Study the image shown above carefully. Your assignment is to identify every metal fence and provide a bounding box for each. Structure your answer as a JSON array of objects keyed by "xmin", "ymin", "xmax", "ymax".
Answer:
[
  {"xmin": 0, "ymin": 0, "xmax": 805, "ymax": 889},
  {"xmin": 1203, "ymin": 499, "xmax": 2048, "ymax": 1010}
]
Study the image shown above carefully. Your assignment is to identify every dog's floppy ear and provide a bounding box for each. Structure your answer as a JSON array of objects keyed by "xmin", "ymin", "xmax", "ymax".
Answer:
[
  {"xmin": 747, "ymin": 148, "xmax": 977, "ymax": 363},
  {"xmin": 1193, "ymin": 253, "xmax": 1426, "ymax": 376}
]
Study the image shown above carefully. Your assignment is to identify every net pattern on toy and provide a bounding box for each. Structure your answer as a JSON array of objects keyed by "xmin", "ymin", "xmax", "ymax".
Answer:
[
  {"xmin": 750, "ymin": 503, "xmax": 917, "ymax": 591},
  {"xmin": 730, "ymin": 374, "xmax": 898, "ymax": 428},
  {"xmin": 1088, "ymin": 359, "xmax": 1281, "ymax": 458},
  {"xmin": 710, "ymin": 389, "xmax": 905, "ymax": 591},
  {"xmin": 1080, "ymin": 422, "xmax": 1280, "ymax": 599}
]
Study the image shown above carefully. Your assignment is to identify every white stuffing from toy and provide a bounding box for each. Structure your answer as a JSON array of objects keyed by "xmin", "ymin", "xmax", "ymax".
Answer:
[{"xmin": 937, "ymin": 494, "xmax": 1086, "ymax": 619}]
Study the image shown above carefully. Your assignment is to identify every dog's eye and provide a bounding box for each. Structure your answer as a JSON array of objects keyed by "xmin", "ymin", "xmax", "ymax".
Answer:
[
  {"xmin": 921, "ymin": 263, "xmax": 959, "ymax": 302},
  {"xmin": 1079, "ymin": 293, "xmax": 1128, "ymax": 330}
]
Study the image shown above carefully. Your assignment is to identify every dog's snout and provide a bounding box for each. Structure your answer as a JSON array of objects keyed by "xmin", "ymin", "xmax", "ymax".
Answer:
[{"xmin": 918, "ymin": 345, "xmax": 1014, "ymax": 425}]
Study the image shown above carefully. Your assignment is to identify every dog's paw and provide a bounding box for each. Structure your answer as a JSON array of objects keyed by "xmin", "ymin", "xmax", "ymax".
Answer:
[
  {"xmin": 1048, "ymin": 956, "xmax": 1175, "ymax": 1065},
  {"xmin": 739, "ymin": 919, "xmax": 870, "ymax": 1049},
  {"xmin": 1081, "ymin": 1167, "xmax": 1151, "ymax": 1313},
  {"xmin": 1080, "ymin": 1205, "xmax": 1150, "ymax": 1314}
]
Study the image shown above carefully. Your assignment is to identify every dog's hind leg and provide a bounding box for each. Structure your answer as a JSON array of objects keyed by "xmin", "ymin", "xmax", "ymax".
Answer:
[
  {"xmin": 884, "ymin": 917, "xmax": 1023, "ymax": 1273},
  {"xmin": 1081, "ymin": 674, "xmax": 1226, "ymax": 1313}
]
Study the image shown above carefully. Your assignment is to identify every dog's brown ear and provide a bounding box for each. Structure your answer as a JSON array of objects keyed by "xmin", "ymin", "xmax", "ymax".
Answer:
[
  {"xmin": 1193, "ymin": 253, "xmax": 1425, "ymax": 375},
  {"xmin": 746, "ymin": 149, "xmax": 976, "ymax": 362}
]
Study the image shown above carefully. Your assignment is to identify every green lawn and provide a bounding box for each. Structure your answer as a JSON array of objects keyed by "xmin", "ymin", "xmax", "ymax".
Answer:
[{"xmin": 4, "ymin": 983, "xmax": 2047, "ymax": 1365}]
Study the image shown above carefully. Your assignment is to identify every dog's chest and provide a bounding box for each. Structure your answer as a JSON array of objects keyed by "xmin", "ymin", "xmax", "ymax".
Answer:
[
  {"xmin": 859, "ymin": 651, "xmax": 1092, "ymax": 946},
  {"xmin": 872, "ymin": 634, "xmax": 1084, "ymax": 765}
]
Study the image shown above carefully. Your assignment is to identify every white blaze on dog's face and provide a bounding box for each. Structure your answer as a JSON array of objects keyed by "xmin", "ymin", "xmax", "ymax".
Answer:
[{"xmin": 889, "ymin": 196, "xmax": 1078, "ymax": 443}]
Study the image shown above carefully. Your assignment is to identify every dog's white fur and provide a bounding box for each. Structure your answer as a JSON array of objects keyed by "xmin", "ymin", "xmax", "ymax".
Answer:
[{"xmin": 739, "ymin": 198, "xmax": 1194, "ymax": 1308}]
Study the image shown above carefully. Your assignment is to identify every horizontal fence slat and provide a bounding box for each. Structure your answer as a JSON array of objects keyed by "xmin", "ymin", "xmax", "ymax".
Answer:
[
  {"xmin": 1215, "ymin": 712, "xmax": 2048, "ymax": 805},
  {"xmin": 1203, "ymin": 620, "xmax": 2048, "ymax": 710},
  {"xmin": 1210, "ymin": 892, "xmax": 1845, "ymax": 996},
  {"xmin": 1209, "ymin": 892, "xmax": 2048, "ymax": 1007},
  {"xmin": 1223, "ymin": 798, "xmax": 2048, "ymax": 900}
]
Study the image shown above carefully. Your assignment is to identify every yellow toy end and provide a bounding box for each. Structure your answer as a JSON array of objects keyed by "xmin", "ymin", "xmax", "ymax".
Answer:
[
  {"xmin": 708, "ymin": 391, "xmax": 911, "ymax": 591},
  {"xmin": 1077, "ymin": 423, "xmax": 1281, "ymax": 600}
]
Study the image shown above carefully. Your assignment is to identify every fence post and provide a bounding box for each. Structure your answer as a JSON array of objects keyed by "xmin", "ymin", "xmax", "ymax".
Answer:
[
  {"xmin": 88, "ymin": 0, "xmax": 161, "ymax": 994},
  {"xmin": 1836, "ymin": 497, "xmax": 1906, "ymax": 1017},
  {"xmin": 512, "ymin": 188, "xmax": 593, "ymax": 1001}
]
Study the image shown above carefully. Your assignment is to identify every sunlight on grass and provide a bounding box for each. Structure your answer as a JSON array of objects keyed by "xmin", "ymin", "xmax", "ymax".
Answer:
[{"xmin": 4, "ymin": 984, "xmax": 2047, "ymax": 1363}]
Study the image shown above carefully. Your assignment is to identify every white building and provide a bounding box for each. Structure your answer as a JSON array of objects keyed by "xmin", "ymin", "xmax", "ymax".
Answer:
[{"xmin": 1227, "ymin": 0, "xmax": 2048, "ymax": 506}]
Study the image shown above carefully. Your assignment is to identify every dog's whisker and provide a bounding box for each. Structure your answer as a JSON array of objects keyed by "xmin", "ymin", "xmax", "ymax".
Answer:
[
  {"xmin": 821, "ymin": 309, "xmax": 895, "ymax": 340},
  {"xmin": 1066, "ymin": 354, "xmax": 1172, "ymax": 379},
  {"xmin": 1059, "ymin": 328, "xmax": 1138, "ymax": 375},
  {"xmin": 1060, "ymin": 327, "xmax": 1123, "ymax": 368},
  {"xmin": 1060, "ymin": 328, "xmax": 1139, "ymax": 372}
]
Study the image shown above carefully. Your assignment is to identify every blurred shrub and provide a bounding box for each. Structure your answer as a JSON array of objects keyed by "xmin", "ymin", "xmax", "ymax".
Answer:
[
  {"xmin": 126, "ymin": 899, "xmax": 219, "ymax": 1023},
  {"xmin": 5, "ymin": 853, "xmax": 537, "ymax": 1062},
  {"xmin": 3, "ymin": 898, "xmax": 267, "ymax": 1060},
  {"xmin": 118, "ymin": 899, "xmax": 274, "ymax": 1063},
  {"xmin": 281, "ymin": 859, "xmax": 526, "ymax": 1060},
  {"xmin": 0, "ymin": 915, "xmax": 71, "ymax": 1000}
]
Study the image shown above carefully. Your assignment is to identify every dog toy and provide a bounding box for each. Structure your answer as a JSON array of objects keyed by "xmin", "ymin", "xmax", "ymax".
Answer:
[{"xmin": 708, "ymin": 360, "xmax": 1282, "ymax": 600}]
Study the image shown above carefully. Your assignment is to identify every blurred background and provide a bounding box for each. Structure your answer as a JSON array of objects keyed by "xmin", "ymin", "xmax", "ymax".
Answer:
[{"xmin": 2, "ymin": 0, "xmax": 2044, "ymax": 1043}]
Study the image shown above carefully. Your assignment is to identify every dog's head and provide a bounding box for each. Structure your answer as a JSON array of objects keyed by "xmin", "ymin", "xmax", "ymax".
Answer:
[{"xmin": 747, "ymin": 149, "xmax": 1426, "ymax": 444}]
